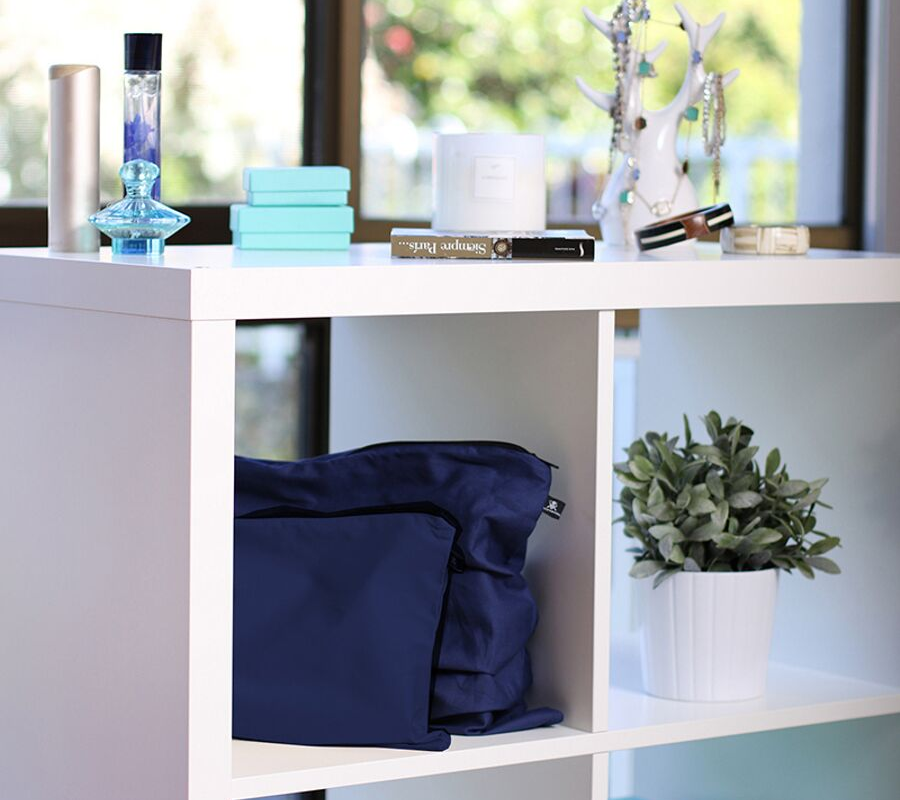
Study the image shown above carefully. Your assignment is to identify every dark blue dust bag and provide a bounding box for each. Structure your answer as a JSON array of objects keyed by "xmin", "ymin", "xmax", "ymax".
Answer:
[
  {"xmin": 235, "ymin": 441, "xmax": 564, "ymax": 735},
  {"xmin": 233, "ymin": 504, "xmax": 456, "ymax": 750}
]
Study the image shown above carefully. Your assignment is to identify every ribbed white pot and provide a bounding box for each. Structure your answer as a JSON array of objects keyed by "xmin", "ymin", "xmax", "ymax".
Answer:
[{"xmin": 639, "ymin": 570, "xmax": 779, "ymax": 702}]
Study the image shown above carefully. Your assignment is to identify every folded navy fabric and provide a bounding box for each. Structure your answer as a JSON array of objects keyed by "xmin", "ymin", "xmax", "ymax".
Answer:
[
  {"xmin": 233, "ymin": 506, "xmax": 456, "ymax": 750},
  {"xmin": 235, "ymin": 441, "xmax": 564, "ymax": 735}
]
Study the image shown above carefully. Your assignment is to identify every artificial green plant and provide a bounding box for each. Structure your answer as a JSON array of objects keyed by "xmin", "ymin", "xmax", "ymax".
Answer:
[{"xmin": 616, "ymin": 411, "xmax": 841, "ymax": 587}]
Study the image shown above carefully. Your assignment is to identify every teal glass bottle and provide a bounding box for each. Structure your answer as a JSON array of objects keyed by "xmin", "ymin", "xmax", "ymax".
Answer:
[{"xmin": 89, "ymin": 160, "xmax": 190, "ymax": 255}]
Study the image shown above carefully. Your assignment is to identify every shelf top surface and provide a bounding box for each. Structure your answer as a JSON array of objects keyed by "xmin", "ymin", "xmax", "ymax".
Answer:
[
  {"xmin": 228, "ymin": 641, "xmax": 900, "ymax": 798},
  {"xmin": 2, "ymin": 242, "xmax": 899, "ymax": 321}
]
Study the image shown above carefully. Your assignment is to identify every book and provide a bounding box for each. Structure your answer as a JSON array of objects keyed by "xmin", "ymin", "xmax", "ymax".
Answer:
[
  {"xmin": 242, "ymin": 166, "xmax": 351, "ymax": 193},
  {"xmin": 390, "ymin": 228, "xmax": 595, "ymax": 260},
  {"xmin": 230, "ymin": 204, "xmax": 354, "ymax": 233},
  {"xmin": 233, "ymin": 232, "xmax": 351, "ymax": 251},
  {"xmin": 247, "ymin": 190, "xmax": 349, "ymax": 207}
]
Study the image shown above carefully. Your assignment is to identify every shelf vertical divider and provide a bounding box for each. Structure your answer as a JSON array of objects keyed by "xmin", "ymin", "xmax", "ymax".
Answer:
[{"xmin": 0, "ymin": 301, "xmax": 235, "ymax": 800}]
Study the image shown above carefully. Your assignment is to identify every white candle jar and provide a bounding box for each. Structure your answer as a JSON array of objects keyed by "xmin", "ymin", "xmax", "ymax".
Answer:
[{"xmin": 432, "ymin": 133, "xmax": 546, "ymax": 232}]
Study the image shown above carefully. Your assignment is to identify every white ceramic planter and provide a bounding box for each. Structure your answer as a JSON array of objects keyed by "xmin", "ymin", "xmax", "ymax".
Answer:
[{"xmin": 639, "ymin": 570, "xmax": 778, "ymax": 702}]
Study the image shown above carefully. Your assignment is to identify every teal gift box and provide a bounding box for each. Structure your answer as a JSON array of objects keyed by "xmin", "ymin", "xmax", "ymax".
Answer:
[
  {"xmin": 247, "ymin": 190, "xmax": 349, "ymax": 207},
  {"xmin": 233, "ymin": 232, "xmax": 352, "ymax": 250},
  {"xmin": 229, "ymin": 204, "xmax": 355, "ymax": 234},
  {"xmin": 242, "ymin": 166, "xmax": 350, "ymax": 193}
]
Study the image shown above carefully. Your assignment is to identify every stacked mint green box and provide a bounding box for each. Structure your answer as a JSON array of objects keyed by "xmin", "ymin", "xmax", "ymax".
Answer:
[{"xmin": 230, "ymin": 166, "xmax": 354, "ymax": 250}]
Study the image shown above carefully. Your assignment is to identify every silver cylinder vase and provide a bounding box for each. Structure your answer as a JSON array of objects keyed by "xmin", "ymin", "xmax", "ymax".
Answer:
[{"xmin": 48, "ymin": 64, "xmax": 100, "ymax": 253}]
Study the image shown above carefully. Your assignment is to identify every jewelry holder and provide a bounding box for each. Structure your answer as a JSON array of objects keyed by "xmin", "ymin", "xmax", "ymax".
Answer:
[{"xmin": 577, "ymin": 2, "xmax": 738, "ymax": 246}]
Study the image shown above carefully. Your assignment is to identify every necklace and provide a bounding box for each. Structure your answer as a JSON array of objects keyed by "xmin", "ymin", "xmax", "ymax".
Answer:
[{"xmin": 702, "ymin": 72, "xmax": 726, "ymax": 201}]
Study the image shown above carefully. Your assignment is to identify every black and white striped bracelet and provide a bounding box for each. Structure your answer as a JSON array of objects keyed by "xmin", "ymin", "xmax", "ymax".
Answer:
[{"xmin": 635, "ymin": 203, "xmax": 734, "ymax": 252}]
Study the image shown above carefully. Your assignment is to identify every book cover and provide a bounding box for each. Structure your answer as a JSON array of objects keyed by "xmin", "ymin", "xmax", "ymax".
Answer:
[{"xmin": 391, "ymin": 228, "xmax": 595, "ymax": 260}]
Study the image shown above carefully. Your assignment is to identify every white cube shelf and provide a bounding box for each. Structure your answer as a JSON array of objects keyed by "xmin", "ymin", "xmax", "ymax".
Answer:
[{"xmin": 1, "ymin": 243, "xmax": 898, "ymax": 800}]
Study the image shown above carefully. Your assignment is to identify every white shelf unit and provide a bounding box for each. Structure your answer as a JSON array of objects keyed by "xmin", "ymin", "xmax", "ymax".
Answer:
[{"xmin": 1, "ymin": 243, "xmax": 899, "ymax": 800}]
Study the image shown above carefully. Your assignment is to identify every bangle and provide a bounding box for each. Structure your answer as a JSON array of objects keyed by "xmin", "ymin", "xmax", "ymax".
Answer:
[
  {"xmin": 635, "ymin": 203, "xmax": 734, "ymax": 251},
  {"xmin": 720, "ymin": 225, "xmax": 810, "ymax": 255}
]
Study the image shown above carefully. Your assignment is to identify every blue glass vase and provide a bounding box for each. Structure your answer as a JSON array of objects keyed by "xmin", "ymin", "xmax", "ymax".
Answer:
[{"xmin": 89, "ymin": 160, "xmax": 189, "ymax": 255}]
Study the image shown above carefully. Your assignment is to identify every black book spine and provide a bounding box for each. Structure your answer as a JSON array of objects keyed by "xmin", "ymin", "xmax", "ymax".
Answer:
[{"xmin": 508, "ymin": 237, "xmax": 594, "ymax": 260}]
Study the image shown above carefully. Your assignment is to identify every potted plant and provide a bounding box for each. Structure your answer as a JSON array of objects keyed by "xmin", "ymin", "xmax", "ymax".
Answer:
[{"xmin": 616, "ymin": 411, "xmax": 840, "ymax": 702}]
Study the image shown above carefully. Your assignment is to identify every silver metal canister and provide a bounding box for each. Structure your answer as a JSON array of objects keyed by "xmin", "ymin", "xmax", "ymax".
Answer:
[{"xmin": 48, "ymin": 64, "xmax": 100, "ymax": 253}]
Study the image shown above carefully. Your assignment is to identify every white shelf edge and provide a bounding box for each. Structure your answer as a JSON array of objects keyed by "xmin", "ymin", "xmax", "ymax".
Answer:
[
  {"xmin": 230, "ymin": 726, "xmax": 598, "ymax": 798},
  {"xmin": 3, "ymin": 244, "xmax": 900, "ymax": 322},
  {"xmin": 604, "ymin": 680, "xmax": 900, "ymax": 752},
  {"xmin": 229, "ymin": 664, "xmax": 900, "ymax": 797}
]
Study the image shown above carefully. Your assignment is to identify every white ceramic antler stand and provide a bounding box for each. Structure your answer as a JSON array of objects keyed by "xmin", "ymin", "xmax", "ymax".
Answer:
[{"xmin": 577, "ymin": 2, "xmax": 739, "ymax": 245}]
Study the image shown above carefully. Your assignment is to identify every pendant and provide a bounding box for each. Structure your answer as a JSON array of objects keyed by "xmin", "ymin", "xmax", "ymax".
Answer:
[{"xmin": 650, "ymin": 200, "xmax": 672, "ymax": 217}]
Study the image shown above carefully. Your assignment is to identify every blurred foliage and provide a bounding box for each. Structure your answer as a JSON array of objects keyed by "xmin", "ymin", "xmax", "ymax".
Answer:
[{"xmin": 366, "ymin": 0, "xmax": 800, "ymax": 140}]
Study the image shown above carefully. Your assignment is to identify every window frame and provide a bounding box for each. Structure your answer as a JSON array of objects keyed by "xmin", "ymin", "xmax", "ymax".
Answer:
[{"xmin": 338, "ymin": 0, "xmax": 867, "ymax": 253}]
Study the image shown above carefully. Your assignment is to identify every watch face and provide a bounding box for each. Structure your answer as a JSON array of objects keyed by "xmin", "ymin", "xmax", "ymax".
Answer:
[{"xmin": 493, "ymin": 238, "xmax": 512, "ymax": 258}]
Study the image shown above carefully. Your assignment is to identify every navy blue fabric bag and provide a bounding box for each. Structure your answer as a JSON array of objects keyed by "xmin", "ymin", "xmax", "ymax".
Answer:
[
  {"xmin": 235, "ymin": 441, "xmax": 564, "ymax": 735},
  {"xmin": 233, "ymin": 505, "xmax": 456, "ymax": 751}
]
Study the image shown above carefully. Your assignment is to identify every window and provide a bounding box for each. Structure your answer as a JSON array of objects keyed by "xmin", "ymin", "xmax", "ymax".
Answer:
[
  {"xmin": 0, "ymin": 0, "xmax": 304, "ymax": 206},
  {"xmin": 356, "ymin": 0, "xmax": 858, "ymax": 238}
]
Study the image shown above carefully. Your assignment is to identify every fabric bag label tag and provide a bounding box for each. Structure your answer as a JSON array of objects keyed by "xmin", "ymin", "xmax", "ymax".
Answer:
[{"xmin": 542, "ymin": 496, "xmax": 565, "ymax": 519}]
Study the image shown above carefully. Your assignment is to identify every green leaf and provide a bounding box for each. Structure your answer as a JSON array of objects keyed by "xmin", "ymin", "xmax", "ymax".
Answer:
[
  {"xmin": 777, "ymin": 479, "xmax": 809, "ymax": 498},
  {"xmin": 732, "ymin": 445, "xmax": 759, "ymax": 474},
  {"xmin": 808, "ymin": 556, "xmax": 841, "ymax": 574},
  {"xmin": 741, "ymin": 516, "xmax": 762, "ymax": 534},
  {"xmin": 680, "ymin": 516, "xmax": 700, "ymax": 535},
  {"xmin": 712, "ymin": 532, "xmax": 744, "ymax": 549},
  {"xmin": 703, "ymin": 411, "xmax": 722, "ymax": 441},
  {"xmin": 653, "ymin": 439, "xmax": 678, "ymax": 473},
  {"xmin": 690, "ymin": 519, "xmax": 723, "ymax": 541},
  {"xmin": 632, "ymin": 498, "xmax": 654, "ymax": 526},
  {"xmin": 647, "ymin": 483, "xmax": 664, "ymax": 508},
  {"xmin": 728, "ymin": 491, "xmax": 764, "ymax": 509},
  {"xmin": 649, "ymin": 523, "xmax": 683, "ymax": 541},
  {"xmin": 765, "ymin": 448, "xmax": 781, "ymax": 477},
  {"xmin": 688, "ymin": 495, "xmax": 718, "ymax": 516},
  {"xmin": 795, "ymin": 560, "xmax": 816, "ymax": 579},
  {"xmin": 629, "ymin": 456, "xmax": 655, "ymax": 481},
  {"xmin": 750, "ymin": 527, "xmax": 783, "ymax": 546},
  {"xmin": 667, "ymin": 543, "xmax": 685, "ymax": 564},
  {"xmin": 675, "ymin": 487, "xmax": 691, "ymax": 510},
  {"xmin": 626, "ymin": 439, "xmax": 650, "ymax": 459},
  {"xmin": 648, "ymin": 502, "xmax": 677, "ymax": 522},
  {"xmin": 712, "ymin": 500, "xmax": 729, "ymax": 529},
  {"xmin": 659, "ymin": 534, "xmax": 676, "ymax": 559},
  {"xmin": 653, "ymin": 568, "xmax": 679, "ymax": 589},
  {"xmin": 708, "ymin": 562, "xmax": 733, "ymax": 572},
  {"xmin": 706, "ymin": 470, "xmax": 725, "ymax": 500},
  {"xmin": 807, "ymin": 536, "xmax": 840, "ymax": 555},
  {"xmin": 808, "ymin": 477, "xmax": 829, "ymax": 491},
  {"xmin": 730, "ymin": 473, "xmax": 756, "ymax": 493},
  {"xmin": 683, "ymin": 557, "xmax": 702, "ymax": 572},
  {"xmin": 617, "ymin": 474, "xmax": 648, "ymax": 491},
  {"xmin": 683, "ymin": 413, "xmax": 693, "ymax": 446},
  {"xmin": 771, "ymin": 556, "xmax": 795, "ymax": 571},
  {"xmin": 630, "ymin": 560, "xmax": 666, "ymax": 579},
  {"xmin": 690, "ymin": 444, "xmax": 728, "ymax": 469}
]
